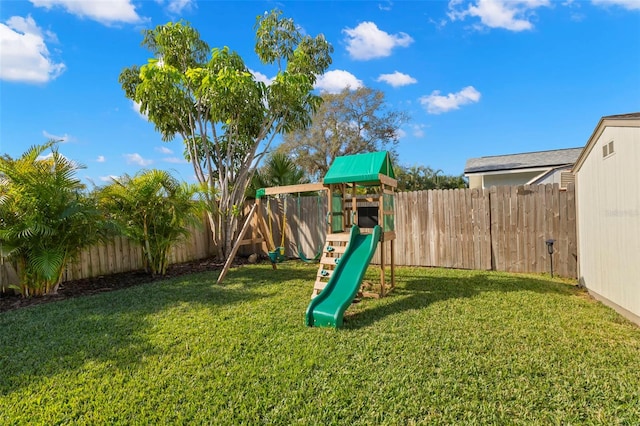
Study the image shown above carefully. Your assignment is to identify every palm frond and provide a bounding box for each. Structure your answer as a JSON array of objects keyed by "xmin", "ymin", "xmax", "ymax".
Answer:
[{"xmin": 30, "ymin": 247, "xmax": 65, "ymax": 281}]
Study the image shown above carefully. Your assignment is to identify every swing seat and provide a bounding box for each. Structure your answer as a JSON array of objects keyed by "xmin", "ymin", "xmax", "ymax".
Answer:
[
  {"xmin": 298, "ymin": 248, "xmax": 322, "ymax": 263},
  {"xmin": 268, "ymin": 247, "xmax": 287, "ymax": 263}
]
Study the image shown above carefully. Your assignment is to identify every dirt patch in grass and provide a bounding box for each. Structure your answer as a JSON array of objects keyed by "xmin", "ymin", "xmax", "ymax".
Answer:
[{"xmin": 0, "ymin": 257, "xmax": 242, "ymax": 313}]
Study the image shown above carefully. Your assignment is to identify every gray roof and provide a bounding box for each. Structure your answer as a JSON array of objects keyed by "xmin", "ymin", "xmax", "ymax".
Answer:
[
  {"xmin": 602, "ymin": 112, "xmax": 640, "ymax": 120},
  {"xmin": 465, "ymin": 147, "xmax": 583, "ymax": 174}
]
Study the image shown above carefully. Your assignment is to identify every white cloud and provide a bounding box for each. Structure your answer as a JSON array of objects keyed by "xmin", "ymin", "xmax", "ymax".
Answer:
[
  {"xmin": 163, "ymin": 157, "xmax": 186, "ymax": 164},
  {"xmin": 592, "ymin": 0, "xmax": 640, "ymax": 10},
  {"xmin": 343, "ymin": 22, "xmax": 413, "ymax": 60},
  {"xmin": 124, "ymin": 153, "xmax": 152, "ymax": 166},
  {"xmin": 36, "ymin": 152, "xmax": 54, "ymax": 161},
  {"xmin": 379, "ymin": 1, "xmax": 393, "ymax": 11},
  {"xmin": 30, "ymin": 0, "xmax": 142, "ymax": 25},
  {"xmin": 132, "ymin": 101, "xmax": 147, "ymax": 120},
  {"xmin": 411, "ymin": 124, "xmax": 427, "ymax": 138},
  {"xmin": 37, "ymin": 151, "xmax": 71, "ymax": 162},
  {"xmin": 42, "ymin": 130, "xmax": 71, "ymax": 142},
  {"xmin": 376, "ymin": 71, "xmax": 417, "ymax": 87},
  {"xmin": 155, "ymin": 0, "xmax": 194, "ymax": 14},
  {"xmin": 96, "ymin": 155, "xmax": 106, "ymax": 163},
  {"xmin": 249, "ymin": 68, "xmax": 274, "ymax": 85},
  {"xmin": 448, "ymin": 0, "xmax": 550, "ymax": 31},
  {"xmin": 420, "ymin": 86, "xmax": 481, "ymax": 114},
  {"xmin": 395, "ymin": 128, "xmax": 407, "ymax": 139},
  {"xmin": 168, "ymin": 0, "xmax": 194, "ymax": 14},
  {"xmin": 429, "ymin": 17, "xmax": 449, "ymax": 30},
  {"xmin": 99, "ymin": 175, "xmax": 119, "ymax": 182},
  {"xmin": 0, "ymin": 15, "xmax": 65, "ymax": 84},
  {"xmin": 156, "ymin": 146, "xmax": 173, "ymax": 154},
  {"xmin": 315, "ymin": 70, "xmax": 363, "ymax": 94}
]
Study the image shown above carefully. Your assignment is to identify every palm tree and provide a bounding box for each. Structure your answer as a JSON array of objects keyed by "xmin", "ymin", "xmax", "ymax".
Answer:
[
  {"xmin": 97, "ymin": 169, "xmax": 204, "ymax": 276},
  {"xmin": 246, "ymin": 152, "xmax": 308, "ymax": 198},
  {"xmin": 0, "ymin": 142, "xmax": 111, "ymax": 296}
]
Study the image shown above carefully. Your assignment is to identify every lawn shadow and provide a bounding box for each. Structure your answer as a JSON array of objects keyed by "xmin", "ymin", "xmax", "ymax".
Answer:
[
  {"xmin": 0, "ymin": 269, "xmax": 277, "ymax": 395},
  {"xmin": 217, "ymin": 260, "xmax": 318, "ymax": 288},
  {"xmin": 343, "ymin": 270, "xmax": 579, "ymax": 330}
]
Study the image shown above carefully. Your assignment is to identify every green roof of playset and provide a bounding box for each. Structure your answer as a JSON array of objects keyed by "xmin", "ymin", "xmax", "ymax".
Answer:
[{"xmin": 322, "ymin": 151, "xmax": 395, "ymax": 185}]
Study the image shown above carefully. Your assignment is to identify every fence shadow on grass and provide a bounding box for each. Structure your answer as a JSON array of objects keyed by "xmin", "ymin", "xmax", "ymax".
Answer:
[
  {"xmin": 343, "ymin": 271, "xmax": 579, "ymax": 330},
  {"xmin": 0, "ymin": 261, "xmax": 320, "ymax": 395},
  {"xmin": 216, "ymin": 260, "xmax": 319, "ymax": 289},
  {"xmin": 0, "ymin": 270, "xmax": 281, "ymax": 396}
]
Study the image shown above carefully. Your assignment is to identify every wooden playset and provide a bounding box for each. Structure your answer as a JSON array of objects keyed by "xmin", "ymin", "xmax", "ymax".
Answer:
[{"xmin": 217, "ymin": 151, "xmax": 397, "ymax": 301}]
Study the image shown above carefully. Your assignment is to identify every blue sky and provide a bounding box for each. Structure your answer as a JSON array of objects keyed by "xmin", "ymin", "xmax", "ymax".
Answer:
[{"xmin": 1, "ymin": 0, "xmax": 639, "ymax": 185}]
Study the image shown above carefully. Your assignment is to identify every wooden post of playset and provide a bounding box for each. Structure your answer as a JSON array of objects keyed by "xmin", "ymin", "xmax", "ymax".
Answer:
[{"xmin": 378, "ymin": 186, "xmax": 386, "ymax": 297}]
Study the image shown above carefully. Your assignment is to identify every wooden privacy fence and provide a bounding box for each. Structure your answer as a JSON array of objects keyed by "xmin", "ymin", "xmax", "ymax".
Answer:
[
  {"xmin": 61, "ymin": 219, "xmax": 215, "ymax": 282},
  {"xmin": 249, "ymin": 184, "xmax": 577, "ymax": 278},
  {"xmin": 240, "ymin": 195, "xmax": 329, "ymax": 260},
  {"xmin": 57, "ymin": 183, "xmax": 577, "ymax": 283},
  {"xmin": 394, "ymin": 184, "xmax": 577, "ymax": 278}
]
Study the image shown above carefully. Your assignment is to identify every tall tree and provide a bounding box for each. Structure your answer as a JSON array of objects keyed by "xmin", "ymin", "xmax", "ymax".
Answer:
[
  {"xmin": 277, "ymin": 87, "xmax": 408, "ymax": 179},
  {"xmin": 119, "ymin": 10, "xmax": 332, "ymax": 258}
]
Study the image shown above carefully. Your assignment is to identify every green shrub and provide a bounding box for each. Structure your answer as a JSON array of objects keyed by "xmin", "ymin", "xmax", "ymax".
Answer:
[
  {"xmin": 97, "ymin": 169, "xmax": 204, "ymax": 276},
  {"xmin": 0, "ymin": 142, "xmax": 111, "ymax": 296}
]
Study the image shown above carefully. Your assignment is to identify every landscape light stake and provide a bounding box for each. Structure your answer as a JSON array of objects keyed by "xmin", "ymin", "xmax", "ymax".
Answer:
[{"xmin": 545, "ymin": 239, "xmax": 555, "ymax": 278}]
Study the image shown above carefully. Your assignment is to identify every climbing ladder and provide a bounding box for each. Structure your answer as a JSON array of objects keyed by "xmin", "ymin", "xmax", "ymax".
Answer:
[{"xmin": 311, "ymin": 232, "xmax": 351, "ymax": 298}]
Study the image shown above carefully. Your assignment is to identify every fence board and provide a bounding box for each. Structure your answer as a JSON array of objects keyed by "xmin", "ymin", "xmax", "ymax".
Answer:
[
  {"xmin": 463, "ymin": 189, "xmax": 473, "ymax": 269},
  {"xmin": 566, "ymin": 183, "xmax": 577, "ymax": 277}
]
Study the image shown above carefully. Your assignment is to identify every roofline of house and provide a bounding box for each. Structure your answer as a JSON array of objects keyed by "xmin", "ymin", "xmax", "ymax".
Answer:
[
  {"xmin": 527, "ymin": 165, "xmax": 573, "ymax": 185},
  {"xmin": 467, "ymin": 146, "xmax": 583, "ymax": 162},
  {"xmin": 573, "ymin": 114, "xmax": 640, "ymax": 173},
  {"xmin": 465, "ymin": 163, "xmax": 573, "ymax": 175}
]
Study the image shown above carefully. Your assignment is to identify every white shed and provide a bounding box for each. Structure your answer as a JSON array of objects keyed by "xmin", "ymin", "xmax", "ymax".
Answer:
[{"xmin": 573, "ymin": 112, "xmax": 640, "ymax": 325}]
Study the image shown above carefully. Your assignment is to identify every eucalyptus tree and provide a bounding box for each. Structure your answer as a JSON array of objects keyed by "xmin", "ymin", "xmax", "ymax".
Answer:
[
  {"xmin": 119, "ymin": 10, "xmax": 332, "ymax": 258},
  {"xmin": 97, "ymin": 170, "xmax": 204, "ymax": 276},
  {"xmin": 277, "ymin": 87, "xmax": 408, "ymax": 180},
  {"xmin": 0, "ymin": 142, "xmax": 110, "ymax": 296}
]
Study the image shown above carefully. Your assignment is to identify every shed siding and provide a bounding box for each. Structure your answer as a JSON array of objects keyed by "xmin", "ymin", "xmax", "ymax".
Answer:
[{"xmin": 576, "ymin": 126, "xmax": 640, "ymax": 321}]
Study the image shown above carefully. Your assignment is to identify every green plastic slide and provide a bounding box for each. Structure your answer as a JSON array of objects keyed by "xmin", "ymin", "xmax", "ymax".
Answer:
[{"xmin": 305, "ymin": 225, "xmax": 381, "ymax": 328}]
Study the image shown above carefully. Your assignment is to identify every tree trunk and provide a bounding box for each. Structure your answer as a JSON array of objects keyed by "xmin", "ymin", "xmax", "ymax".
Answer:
[
  {"xmin": 205, "ymin": 210, "xmax": 224, "ymax": 260},
  {"xmin": 223, "ymin": 216, "xmax": 236, "ymax": 260}
]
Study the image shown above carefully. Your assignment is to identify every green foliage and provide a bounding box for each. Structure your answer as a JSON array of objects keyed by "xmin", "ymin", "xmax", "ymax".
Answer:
[
  {"xmin": 119, "ymin": 10, "xmax": 333, "ymax": 257},
  {"xmin": 0, "ymin": 142, "xmax": 110, "ymax": 296},
  {"xmin": 246, "ymin": 152, "xmax": 308, "ymax": 198},
  {"xmin": 396, "ymin": 164, "xmax": 468, "ymax": 191},
  {"xmin": 1, "ymin": 265, "xmax": 639, "ymax": 423},
  {"xmin": 278, "ymin": 87, "xmax": 409, "ymax": 180},
  {"xmin": 96, "ymin": 169, "xmax": 204, "ymax": 276}
]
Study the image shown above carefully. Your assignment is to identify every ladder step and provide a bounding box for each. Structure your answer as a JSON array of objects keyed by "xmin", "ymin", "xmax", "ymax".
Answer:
[
  {"xmin": 324, "ymin": 245, "xmax": 346, "ymax": 254},
  {"xmin": 314, "ymin": 281, "xmax": 328, "ymax": 291},
  {"xmin": 310, "ymin": 233, "xmax": 350, "ymax": 298},
  {"xmin": 326, "ymin": 232, "xmax": 350, "ymax": 242},
  {"xmin": 319, "ymin": 255, "xmax": 342, "ymax": 265},
  {"xmin": 316, "ymin": 269, "xmax": 334, "ymax": 279}
]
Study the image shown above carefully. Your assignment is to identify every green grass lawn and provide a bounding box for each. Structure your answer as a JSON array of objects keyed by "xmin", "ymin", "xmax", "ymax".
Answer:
[{"xmin": 1, "ymin": 263, "xmax": 639, "ymax": 424}]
